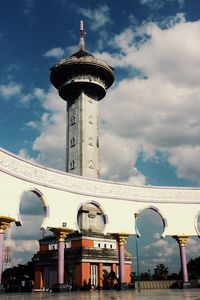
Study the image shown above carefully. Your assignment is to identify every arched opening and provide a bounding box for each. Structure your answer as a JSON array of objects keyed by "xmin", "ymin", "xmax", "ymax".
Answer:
[
  {"xmin": 127, "ymin": 207, "xmax": 180, "ymax": 281},
  {"xmin": 77, "ymin": 201, "xmax": 107, "ymax": 234},
  {"xmin": 10, "ymin": 189, "xmax": 49, "ymax": 268},
  {"xmin": 195, "ymin": 210, "xmax": 200, "ymax": 236}
]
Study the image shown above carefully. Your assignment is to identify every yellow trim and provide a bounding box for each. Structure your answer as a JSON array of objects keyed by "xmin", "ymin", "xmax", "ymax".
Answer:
[
  {"xmin": 0, "ymin": 216, "xmax": 16, "ymax": 234},
  {"xmin": 49, "ymin": 227, "xmax": 74, "ymax": 242},
  {"xmin": 172, "ymin": 235, "xmax": 189, "ymax": 247},
  {"xmin": 112, "ymin": 233, "xmax": 130, "ymax": 245}
]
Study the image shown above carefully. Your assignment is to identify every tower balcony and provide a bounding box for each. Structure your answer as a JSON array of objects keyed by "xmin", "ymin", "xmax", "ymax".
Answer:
[
  {"xmin": 59, "ymin": 74, "xmax": 107, "ymax": 100},
  {"xmin": 50, "ymin": 50, "xmax": 114, "ymax": 101}
]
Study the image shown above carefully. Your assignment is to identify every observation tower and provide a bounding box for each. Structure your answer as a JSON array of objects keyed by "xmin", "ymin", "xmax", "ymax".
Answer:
[{"xmin": 50, "ymin": 21, "xmax": 114, "ymax": 178}]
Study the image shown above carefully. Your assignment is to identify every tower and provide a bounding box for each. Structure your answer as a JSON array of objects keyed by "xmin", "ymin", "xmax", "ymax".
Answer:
[
  {"xmin": 50, "ymin": 21, "xmax": 114, "ymax": 178},
  {"xmin": 3, "ymin": 225, "xmax": 12, "ymax": 271}
]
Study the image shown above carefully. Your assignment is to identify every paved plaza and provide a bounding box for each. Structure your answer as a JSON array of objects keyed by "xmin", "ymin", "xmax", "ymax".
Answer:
[{"xmin": 0, "ymin": 290, "xmax": 200, "ymax": 300}]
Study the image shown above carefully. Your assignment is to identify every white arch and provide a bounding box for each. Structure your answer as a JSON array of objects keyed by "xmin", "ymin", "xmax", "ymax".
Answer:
[
  {"xmin": 135, "ymin": 205, "xmax": 168, "ymax": 238},
  {"xmin": 18, "ymin": 188, "xmax": 50, "ymax": 230},
  {"xmin": 76, "ymin": 200, "xmax": 108, "ymax": 234},
  {"xmin": 194, "ymin": 210, "xmax": 200, "ymax": 236},
  {"xmin": 0, "ymin": 147, "xmax": 200, "ymax": 237}
]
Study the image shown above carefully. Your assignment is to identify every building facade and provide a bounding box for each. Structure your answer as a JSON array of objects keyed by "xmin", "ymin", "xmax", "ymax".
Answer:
[{"xmin": 33, "ymin": 232, "xmax": 132, "ymax": 290}]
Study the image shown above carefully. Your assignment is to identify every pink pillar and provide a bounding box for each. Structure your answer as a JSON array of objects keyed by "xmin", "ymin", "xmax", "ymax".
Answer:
[
  {"xmin": 58, "ymin": 240, "xmax": 64, "ymax": 284},
  {"xmin": 119, "ymin": 244, "xmax": 125, "ymax": 284},
  {"xmin": 179, "ymin": 244, "xmax": 188, "ymax": 283},
  {"xmin": 113, "ymin": 233, "xmax": 129, "ymax": 289},
  {"xmin": 0, "ymin": 233, "xmax": 4, "ymax": 284},
  {"xmin": 173, "ymin": 235, "xmax": 189, "ymax": 284}
]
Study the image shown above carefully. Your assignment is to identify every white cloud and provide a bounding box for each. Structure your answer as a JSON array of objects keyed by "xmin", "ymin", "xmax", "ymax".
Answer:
[
  {"xmin": 139, "ymin": 0, "xmax": 184, "ymax": 10},
  {"xmin": 22, "ymin": 0, "xmax": 36, "ymax": 26},
  {"xmin": 139, "ymin": 0, "xmax": 166, "ymax": 9},
  {"xmin": 97, "ymin": 17, "xmax": 200, "ymax": 184},
  {"xmin": 19, "ymin": 87, "xmax": 66, "ymax": 170},
  {"xmin": 77, "ymin": 5, "xmax": 111, "ymax": 31},
  {"xmin": 0, "ymin": 82, "xmax": 23, "ymax": 99},
  {"xmin": 100, "ymin": 131, "xmax": 145, "ymax": 184},
  {"xmin": 44, "ymin": 47, "xmax": 65, "ymax": 59},
  {"xmin": 178, "ymin": 0, "xmax": 185, "ymax": 8},
  {"xmin": 23, "ymin": 0, "xmax": 34, "ymax": 16},
  {"xmin": 186, "ymin": 237, "xmax": 200, "ymax": 258},
  {"xmin": 11, "ymin": 239, "xmax": 39, "ymax": 254}
]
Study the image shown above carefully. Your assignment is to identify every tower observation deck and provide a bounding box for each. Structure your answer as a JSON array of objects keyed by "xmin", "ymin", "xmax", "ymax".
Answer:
[{"xmin": 50, "ymin": 21, "xmax": 114, "ymax": 178}]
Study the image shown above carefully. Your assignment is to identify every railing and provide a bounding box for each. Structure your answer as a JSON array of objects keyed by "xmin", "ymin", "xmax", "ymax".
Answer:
[{"xmin": 135, "ymin": 280, "xmax": 181, "ymax": 289}]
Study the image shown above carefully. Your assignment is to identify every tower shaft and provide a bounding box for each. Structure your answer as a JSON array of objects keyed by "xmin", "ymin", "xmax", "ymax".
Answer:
[
  {"xmin": 50, "ymin": 21, "xmax": 114, "ymax": 179},
  {"xmin": 66, "ymin": 91, "xmax": 99, "ymax": 178}
]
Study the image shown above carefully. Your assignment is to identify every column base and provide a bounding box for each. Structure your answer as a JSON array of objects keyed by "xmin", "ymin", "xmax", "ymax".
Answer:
[
  {"xmin": 181, "ymin": 282, "xmax": 191, "ymax": 289},
  {"xmin": 0, "ymin": 284, "xmax": 5, "ymax": 293},
  {"xmin": 52, "ymin": 283, "xmax": 72, "ymax": 293}
]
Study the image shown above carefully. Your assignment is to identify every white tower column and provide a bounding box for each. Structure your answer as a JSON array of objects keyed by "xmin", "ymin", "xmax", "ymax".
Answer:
[{"xmin": 67, "ymin": 91, "xmax": 99, "ymax": 178}]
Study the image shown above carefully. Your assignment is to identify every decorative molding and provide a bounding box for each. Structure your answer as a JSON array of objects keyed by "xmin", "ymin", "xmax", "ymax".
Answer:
[
  {"xmin": 0, "ymin": 216, "xmax": 16, "ymax": 234},
  {"xmin": 49, "ymin": 227, "xmax": 74, "ymax": 242},
  {"xmin": 112, "ymin": 233, "xmax": 130, "ymax": 245},
  {"xmin": 172, "ymin": 235, "xmax": 189, "ymax": 247},
  {"xmin": 1, "ymin": 148, "xmax": 200, "ymax": 205}
]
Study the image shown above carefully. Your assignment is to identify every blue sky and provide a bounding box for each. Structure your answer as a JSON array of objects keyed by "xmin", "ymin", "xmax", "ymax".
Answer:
[{"xmin": 1, "ymin": 0, "xmax": 200, "ymax": 274}]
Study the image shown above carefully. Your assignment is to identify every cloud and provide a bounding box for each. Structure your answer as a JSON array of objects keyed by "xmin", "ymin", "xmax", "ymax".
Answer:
[
  {"xmin": 11, "ymin": 239, "xmax": 39, "ymax": 254},
  {"xmin": 19, "ymin": 87, "xmax": 66, "ymax": 170},
  {"xmin": 186, "ymin": 237, "xmax": 200, "ymax": 258},
  {"xmin": 22, "ymin": 0, "xmax": 36, "ymax": 26},
  {"xmin": 139, "ymin": 0, "xmax": 167, "ymax": 9},
  {"xmin": 0, "ymin": 82, "xmax": 23, "ymax": 99},
  {"xmin": 0, "ymin": 82, "xmax": 43, "ymax": 107},
  {"xmin": 12, "ymin": 215, "xmax": 44, "ymax": 240},
  {"xmin": 77, "ymin": 5, "xmax": 111, "ymax": 31},
  {"xmin": 44, "ymin": 47, "xmax": 65, "ymax": 59},
  {"xmin": 178, "ymin": 0, "xmax": 185, "ymax": 8},
  {"xmin": 20, "ymin": 192, "xmax": 44, "ymax": 216},
  {"xmin": 96, "ymin": 17, "xmax": 200, "ymax": 184},
  {"xmin": 100, "ymin": 131, "xmax": 145, "ymax": 185},
  {"xmin": 139, "ymin": 0, "xmax": 184, "ymax": 10}
]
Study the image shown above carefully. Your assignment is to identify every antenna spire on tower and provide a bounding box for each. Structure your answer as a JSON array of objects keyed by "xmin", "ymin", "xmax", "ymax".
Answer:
[{"xmin": 79, "ymin": 20, "xmax": 85, "ymax": 51}]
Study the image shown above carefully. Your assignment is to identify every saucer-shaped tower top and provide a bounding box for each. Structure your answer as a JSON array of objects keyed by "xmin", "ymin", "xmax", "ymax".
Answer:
[{"xmin": 50, "ymin": 21, "xmax": 114, "ymax": 101}]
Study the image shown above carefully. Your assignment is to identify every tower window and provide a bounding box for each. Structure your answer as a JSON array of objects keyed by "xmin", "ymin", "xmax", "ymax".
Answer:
[
  {"xmin": 70, "ymin": 116, "xmax": 76, "ymax": 125},
  {"xmin": 89, "ymin": 137, "xmax": 93, "ymax": 146},
  {"xmin": 70, "ymin": 137, "xmax": 76, "ymax": 147},
  {"xmin": 89, "ymin": 115, "xmax": 93, "ymax": 124},
  {"xmin": 70, "ymin": 160, "xmax": 76, "ymax": 170},
  {"xmin": 89, "ymin": 160, "xmax": 94, "ymax": 169}
]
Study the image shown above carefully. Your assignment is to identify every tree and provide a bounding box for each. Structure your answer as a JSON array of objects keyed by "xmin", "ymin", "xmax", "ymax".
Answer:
[
  {"xmin": 153, "ymin": 264, "xmax": 168, "ymax": 280},
  {"xmin": 187, "ymin": 256, "xmax": 200, "ymax": 279}
]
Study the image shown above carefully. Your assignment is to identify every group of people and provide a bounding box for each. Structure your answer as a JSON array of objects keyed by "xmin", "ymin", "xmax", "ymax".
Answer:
[{"xmin": 82, "ymin": 269, "xmax": 118, "ymax": 291}]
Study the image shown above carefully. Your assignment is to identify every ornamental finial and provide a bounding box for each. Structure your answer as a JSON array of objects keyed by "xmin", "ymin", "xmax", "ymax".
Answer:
[{"xmin": 79, "ymin": 20, "xmax": 85, "ymax": 51}]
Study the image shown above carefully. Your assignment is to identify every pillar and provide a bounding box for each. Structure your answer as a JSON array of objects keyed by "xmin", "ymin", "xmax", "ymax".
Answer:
[
  {"xmin": 98, "ymin": 263, "xmax": 103, "ymax": 289},
  {"xmin": 50, "ymin": 227, "xmax": 73, "ymax": 292},
  {"xmin": 75, "ymin": 262, "xmax": 90, "ymax": 288},
  {"xmin": 34, "ymin": 266, "xmax": 43, "ymax": 289},
  {"xmin": 0, "ymin": 216, "xmax": 15, "ymax": 291},
  {"xmin": 173, "ymin": 235, "xmax": 190, "ymax": 287},
  {"xmin": 112, "ymin": 233, "xmax": 129, "ymax": 289}
]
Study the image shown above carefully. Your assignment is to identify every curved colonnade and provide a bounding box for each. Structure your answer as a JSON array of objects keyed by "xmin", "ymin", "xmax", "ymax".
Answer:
[{"xmin": 0, "ymin": 147, "xmax": 200, "ymax": 287}]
